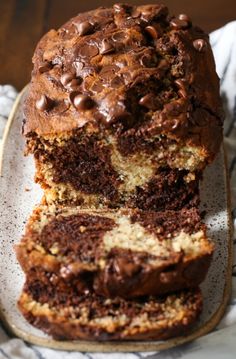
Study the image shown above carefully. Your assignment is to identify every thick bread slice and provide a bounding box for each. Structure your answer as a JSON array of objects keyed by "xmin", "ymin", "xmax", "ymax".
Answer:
[
  {"xmin": 16, "ymin": 205, "xmax": 214, "ymax": 298},
  {"xmin": 18, "ymin": 270, "xmax": 202, "ymax": 341}
]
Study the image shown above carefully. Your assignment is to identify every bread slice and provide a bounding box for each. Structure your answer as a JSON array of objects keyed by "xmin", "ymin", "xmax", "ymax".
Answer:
[
  {"xmin": 18, "ymin": 269, "xmax": 202, "ymax": 341},
  {"xmin": 16, "ymin": 205, "xmax": 214, "ymax": 298}
]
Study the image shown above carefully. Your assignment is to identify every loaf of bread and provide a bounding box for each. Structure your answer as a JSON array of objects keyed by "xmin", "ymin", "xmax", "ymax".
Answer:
[
  {"xmin": 17, "ymin": 3, "xmax": 222, "ymax": 342},
  {"xmin": 23, "ymin": 3, "xmax": 223, "ymax": 207},
  {"xmin": 18, "ymin": 269, "xmax": 202, "ymax": 341},
  {"xmin": 16, "ymin": 204, "xmax": 213, "ymax": 298}
]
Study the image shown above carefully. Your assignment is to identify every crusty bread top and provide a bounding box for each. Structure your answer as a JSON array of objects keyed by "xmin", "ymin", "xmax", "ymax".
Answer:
[{"xmin": 23, "ymin": 3, "xmax": 223, "ymax": 158}]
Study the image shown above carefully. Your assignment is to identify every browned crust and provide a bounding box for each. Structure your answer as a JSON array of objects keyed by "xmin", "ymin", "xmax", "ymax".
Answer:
[
  {"xmin": 20, "ymin": 309, "xmax": 201, "ymax": 341},
  {"xmin": 18, "ymin": 289, "xmax": 203, "ymax": 341}
]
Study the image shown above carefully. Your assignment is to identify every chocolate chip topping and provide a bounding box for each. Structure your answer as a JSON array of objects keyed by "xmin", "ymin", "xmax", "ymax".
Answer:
[
  {"xmin": 100, "ymin": 39, "xmax": 115, "ymax": 55},
  {"xmin": 139, "ymin": 93, "xmax": 158, "ymax": 110},
  {"xmin": 38, "ymin": 61, "xmax": 53, "ymax": 74},
  {"xmin": 61, "ymin": 72, "xmax": 83, "ymax": 89},
  {"xmin": 145, "ymin": 25, "xmax": 159, "ymax": 39},
  {"xmin": 75, "ymin": 21, "xmax": 94, "ymax": 36},
  {"xmin": 174, "ymin": 79, "xmax": 187, "ymax": 89},
  {"xmin": 103, "ymin": 110, "xmax": 132, "ymax": 127},
  {"xmin": 178, "ymin": 14, "xmax": 192, "ymax": 24},
  {"xmin": 170, "ymin": 18, "xmax": 189, "ymax": 30},
  {"xmin": 174, "ymin": 79, "xmax": 188, "ymax": 98},
  {"xmin": 69, "ymin": 78, "xmax": 83, "ymax": 89},
  {"xmin": 60, "ymin": 72, "xmax": 74, "ymax": 86},
  {"xmin": 193, "ymin": 39, "xmax": 207, "ymax": 52},
  {"xmin": 78, "ymin": 43, "xmax": 99, "ymax": 58},
  {"xmin": 112, "ymin": 31, "xmax": 127, "ymax": 42},
  {"xmin": 25, "ymin": 3, "xmax": 223, "ymax": 161},
  {"xmin": 36, "ymin": 95, "xmax": 54, "ymax": 111},
  {"xmin": 178, "ymin": 88, "xmax": 188, "ymax": 99},
  {"xmin": 139, "ymin": 53, "xmax": 157, "ymax": 67},
  {"xmin": 73, "ymin": 94, "xmax": 95, "ymax": 110},
  {"xmin": 113, "ymin": 3, "xmax": 129, "ymax": 13}
]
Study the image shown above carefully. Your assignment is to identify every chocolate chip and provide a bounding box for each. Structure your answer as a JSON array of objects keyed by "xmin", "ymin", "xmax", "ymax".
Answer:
[
  {"xmin": 100, "ymin": 39, "xmax": 115, "ymax": 55},
  {"xmin": 61, "ymin": 73, "xmax": 83, "ymax": 90},
  {"xmin": 113, "ymin": 3, "xmax": 129, "ymax": 13},
  {"xmin": 178, "ymin": 14, "xmax": 192, "ymax": 25},
  {"xmin": 113, "ymin": 3, "xmax": 123, "ymax": 12},
  {"xmin": 140, "ymin": 54, "xmax": 157, "ymax": 67},
  {"xmin": 178, "ymin": 89, "xmax": 188, "ymax": 99},
  {"xmin": 73, "ymin": 94, "xmax": 95, "ymax": 110},
  {"xmin": 69, "ymin": 78, "xmax": 83, "ymax": 89},
  {"xmin": 73, "ymin": 77, "xmax": 83, "ymax": 85},
  {"xmin": 193, "ymin": 39, "xmax": 207, "ymax": 52},
  {"xmin": 139, "ymin": 94, "xmax": 158, "ymax": 110},
  {"xmin": 69, "ymin": 91, "xmax": 78, "ymax": 104},
  {"xmin": 78, "ymin": 43, "xmax": 99, "ymax": 58},
  {"xmin": 60, "ymin": 72, "xmax": 74, "ymax": 87},
  {"xmin": 74, "ymin": 21, "xmax": 94, "ymax": 36},
  {"xmin": 38, "ymin": 61, "xmax": 52, "ymax": 73},
  {"xmin": 174, "ymin": 79, "xmax": 187, "ymax": 89},
  {"xmin": 112, "ymin": 31, "xmax": 128, "ymax": 42},
  {"xmin": 170, "ymin": 18, "xmax": 189, "ymax": 30},
  {"xmin": 145, "ymin": 25, "xmax": 159, "ymax": 40},
  {"xmin": 140, "ymin": 8, "xmax": 153, "ymax": 21},
  {"xmin": 36, "ymin": 95, "xmax": 54, "ymax": 111},
  {"xmin": 104, "ymin": 110, "xmax": 132, "ymax": 126}
]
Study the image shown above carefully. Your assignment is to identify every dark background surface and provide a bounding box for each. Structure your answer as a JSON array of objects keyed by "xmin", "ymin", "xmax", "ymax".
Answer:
[{"xmin": 1, "ymin": 0, "xmax": 236, "ymax": 90}]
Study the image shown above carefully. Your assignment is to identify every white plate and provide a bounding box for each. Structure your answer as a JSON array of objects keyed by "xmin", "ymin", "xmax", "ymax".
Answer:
[{"xmin": 0, "ymin": 87, "xmax": 232, "ymax": 352}]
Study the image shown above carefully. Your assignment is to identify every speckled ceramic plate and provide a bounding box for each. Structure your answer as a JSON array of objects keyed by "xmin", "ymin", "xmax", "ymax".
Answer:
[{"xmin": 0, "ymin": 87, "xmax": 233, "ymax": 352}]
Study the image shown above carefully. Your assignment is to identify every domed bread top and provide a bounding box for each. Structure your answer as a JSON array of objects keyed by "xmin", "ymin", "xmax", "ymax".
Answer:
[{"xmin": 23, "ymin": 3, "xmax": 223, "ymax": 158}]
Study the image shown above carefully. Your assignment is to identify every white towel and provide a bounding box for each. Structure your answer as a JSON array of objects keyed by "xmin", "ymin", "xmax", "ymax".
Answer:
[{"xmin": 0, "ymin": 22, "xmax": 236, "ymax": 359}]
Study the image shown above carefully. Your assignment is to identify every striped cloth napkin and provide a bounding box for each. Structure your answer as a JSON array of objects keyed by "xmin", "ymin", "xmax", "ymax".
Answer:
[{"xmin": 0, "ymin": 21, "xmax": 236, "ymax": 359}]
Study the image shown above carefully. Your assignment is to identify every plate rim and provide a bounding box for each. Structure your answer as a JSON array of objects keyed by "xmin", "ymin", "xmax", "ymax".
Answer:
[{"xmin": 0, "ymin": 88, "xmax": 233, "ymax": 352}]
